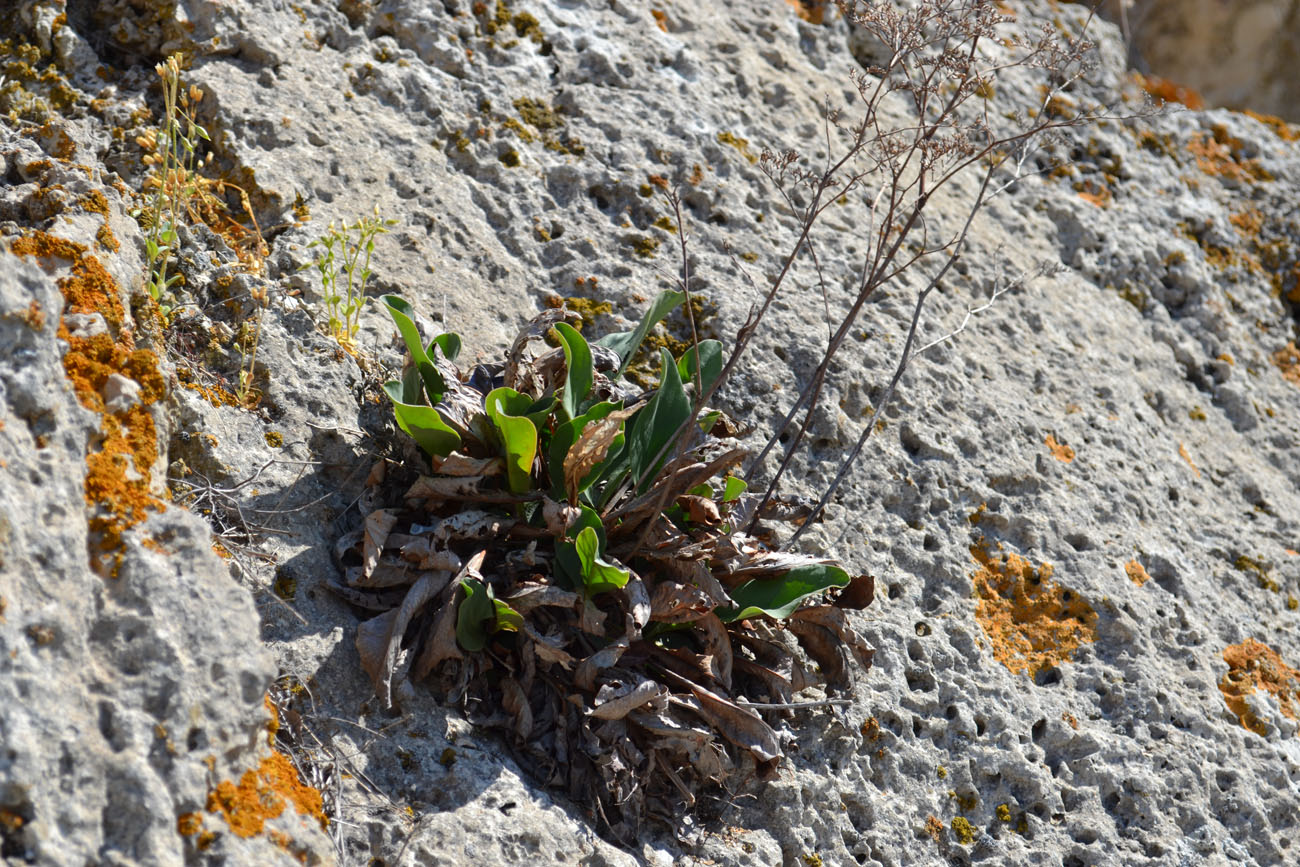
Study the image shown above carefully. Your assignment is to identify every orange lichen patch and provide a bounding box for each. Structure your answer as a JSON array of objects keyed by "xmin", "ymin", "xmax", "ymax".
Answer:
[
  {"xmin": 1073, "ymin": 178, "xmax": 1111, "ymax": 207},
  {"xmin": 650, "ymin": 8, "xmax": 668, "ymax": 31},
  {"xmin": 1241, "ymin": 109, "xmax": 1300, "ymax": 142},
  {"xmin": 924, "ymin": 814, "xmax": 944, "ymax": 842},
  {"xmin": 9, "ymin": 231, "xmax": 124, "ymax": 327},
  {"xmin": 1125, "ymin": 559, "xmax": 1150, "ymax": 586},
  {"xmin": 1187, "ymin": 125, "xmax": 1273, "ymax": 183},
  {"xmin": 1061, "ymin": 711, "xmax": 1078, "ymax": 729},
  {"xmin": 8, "ymin": 231, "xmax": 167, "ymax": 565},
  {"xmin": 206, "ymin": 752, "xmax": 327, "ymax": 839},
  {"xmin": 177, "ymin": 812, "xmax": 203, "ymax": 836},
  {"xmin": 1136, "ymin": 73, "xmax": 1204, "ymax": 110},
  {"xmin": 1219, "ymin": 639, "xmax": 1300, "ymax": 736},
  {"xmin": 785, "ymin": 0, "xmax": 828, "ymax": 23},
  {"xmin": 971, "ymin": 542, "xmax": 1097, "ymax": 677},
  {"xmin": 1229, "ymin": 208, "xmax": 1264, "ymax": 238},
  {"xmin": 1274, "ymin": 342, "xmax": 1300, "ymax": 388},
  {"xmin": 1178, "ymin": 442, "xmax": 1200, "ymax": 477},
  {"xmin": 176, "ymin": 366, "xmax": 241, "ymax": 407},
  {"xmin": 95, "ymin": 222, "xmax": 119, "ymax": 252},
  {"xmin": 1044, "ymin": 434, "xmax": 1074, "ymax": 463}
]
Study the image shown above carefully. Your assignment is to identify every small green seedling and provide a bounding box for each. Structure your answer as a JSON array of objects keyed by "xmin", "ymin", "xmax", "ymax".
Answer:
[{"xmin": 304, "ymin": 206, "xmax": 397, "ymax": 346}]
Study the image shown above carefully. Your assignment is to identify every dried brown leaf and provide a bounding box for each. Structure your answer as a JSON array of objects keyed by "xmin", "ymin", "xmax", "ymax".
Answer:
[
  {"xmin": 575, "ymin": 638, "xmax": 629, "ymax": 692},
  {"xmin": 563, "ymin": 408, "xmax": 636, "ymax": 505},
  {"xmin": 506, "ymin": 581, "xmax": 581, "ymax": 613},
  {"xmin": 347, "ymin": 561, "xmax": 416, "ymax": 589},
  {"xmin": 678, "ymin": 494, "xmax": 723, "ymax": 526},
  {"xmin": 834, "ymin": 573, "xmax": 876, "ymax": 610},
  {"xmin": 431, "ymin": 510, "xmax": 516, "ymax": 545},
  {"xmin": 786, "ymin": 618, "xmax": 847, "ymax": 687},
  {"xmin": 404, "ymin": 474, "xmax": 485, "ymax": 501},
  {"xmin": 501, "ymin": 677, "xmax": 534, "ymax": 740},
  {"xmin": 731, "ymin": 656, "xmax": 794, "ymax": 704},
  {"xmin": 677, "ymin": 684, "xmax": 781, "ymax": 763},
  {"xmin": 788, "ymin": 604, "xmax": 875, "ymax": 669},
  {"xmin": 523, "ymin": 623, "xmax": 576, "ymax": 669},
  {"xmin": 397, "ymin": 537, "xmax": 463, "ymax": 572},
  {"xmin": 376, "ymin": 570, "xmax": 453, "ymax": 707},
  {"xmin": 410, "ymin": 551, "xmax": 487, "ymax": 680},
  {"xmin": 623, "ymin": 570, "xmax": 651, "ymax": 630},
  {"xmin": 588, "ymin": 679, "xmax": 666, "ymax": 720},
  {"xmin": 694, "ymin": 613, "xmax": 733, "ymax": 689},
  {"xmin": 355, "ymin": 608, "xmax": 399, "ymax": 696},
  {"xmin": 649, "ymin": 581, "xmax": 714, "ymax": 623},
  {"xmin": 364, "ymin": 459, "xmax": 387, "ymax": 488},
  {"xmin": 362, "ymin": 509, "xmax": 398, "ymax": 580},
  {"xmin": 433, "ymin": 454, "xmax": 503, "ymax": 477},
  {"xmin": 542, "ymin": 498, "xmax": 581, "ymax": 536}
]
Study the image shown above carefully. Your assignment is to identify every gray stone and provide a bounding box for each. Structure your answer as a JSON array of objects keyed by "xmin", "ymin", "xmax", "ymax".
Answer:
[{"xmin": 4, "ymin": 0, "xmax": 1300, "ymax": 865}]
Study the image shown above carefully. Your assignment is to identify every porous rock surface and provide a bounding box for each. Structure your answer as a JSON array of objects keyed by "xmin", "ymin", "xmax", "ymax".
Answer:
[{"xmin": 2, "ymin": 1, "xmax": 1300, "ymax": 866}]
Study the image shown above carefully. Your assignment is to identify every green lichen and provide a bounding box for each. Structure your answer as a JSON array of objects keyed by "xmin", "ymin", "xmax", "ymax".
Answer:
[
  {"xmin": 563, "ymin": 296, "xmax": 612, "ymax": 330},
  {"xmin": 502, "ymin": 117, "xmax": 536, "ymax": 143},
  {"xmin": 630, "ymin": 235, "xmax": 659, "ymax": 258},
  {"xmin": 264, "ymin": 431, "xmax": 283, "ymax": 448},
  {"xmin": 950, "ymin": 817, "xmax": 974, "ymax": 845},
  {"xmin": 1235, "ymin": 554, "xmax": 1279, "ymax": 592},
  {"xmin": 996, "ymin": 804, "xmax": 1012, "ymax": 822},
  {"xmin": 652, "ymin": 216, "xmax": 676, "ymax": 233},
  {"xmin": 499, "ymin": 149, "xmax": 521, "ymax": 167},
  {"xmin": 514, "ymin": 97, "xmax": 563, "ymax": 132},
  {"xmin": 716, "ymin": 131, "xmax": 758, "ymax": 164}
]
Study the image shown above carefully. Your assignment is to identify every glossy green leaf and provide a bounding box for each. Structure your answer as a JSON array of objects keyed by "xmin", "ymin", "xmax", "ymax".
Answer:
[
  {"xmin": 718, "ymin": 564, "xmax": 851, "ymax": 622},
  {"xmin": 722, "ymin": 475, "xmax": 747, "ymax": 502},
  {"xmin": 677, "ymin": 339, "xmax": 723, "ymax": 394},
  {"xmin": 596, "ymin": 289, "xmax": 684, "ymax": 379},
  {"xmin": 624, "ymin": 348, "xmax": 691, "ymax": 492},
  {"xmin": 554, "ymin": 322, "xmax": 594, "ymax": 420},
  {"xmin": 383, "ymin": 381, "xmax": 461, "ymax": 458},
  {"xmin": 456, "ymin": 578, "xmax": 496, "ymax": 652},
  {"xmin": 574, "ymin": 525, "xmax": 629, "ymax": 595},
  {"xmin": 428, "ymin": 332, "xmax": 462, "ymax": 363},
  {"xmin": 485, "ymin": 387, "xmax": 538, "ymax": 494},
  {"xmin": 493, "ymin": 598, "xmax": 523, "ymax": 633},
  {"xmin": 382, "ymin": 295, "xmax": 446, "ymax": 401}
]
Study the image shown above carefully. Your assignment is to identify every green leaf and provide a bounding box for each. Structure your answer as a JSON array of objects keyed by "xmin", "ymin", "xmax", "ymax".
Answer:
[
  {"xmin": 554, "ymin": 505, "xmax": 605, "ymax": 588},
  {"xmin": 382, "ymin": 295, "xmax": 446, "ymax": 401},
  {"xmin": 624, "ymin": 348, "xmax": 691, "ymax": 492},
  {"xmin": 382, "ymin": 381, "xmax": 461, "ymax": 458},
  {"xmin": 456, "ymin": 578, "xmax": 496, "ymax": 652},
  {"xmin": 718, "ymin": 564, "xmax": 851, "ymax": 622},
  {"xmin": 493, "ymin": 598, "xmax": 523, "ymax": 633},
  {"xmin": 596, "ymin": 289, "xmax": 684, "ymax": 379},
  {"xmin": 722, "ymin": 475, "xmax": 748, "ymax": 502},
  {"xmin": 485, "ymin": 387, "xmax": 539, "ymax": 494},
  {"xmin": 428, "ymin": 332, "xmax": 462, "ymax": 363},
  {"xmin": 573, "ymin": 525, "xmax": 629, "ymax": 595},
  {"xmin": 554, "ymin": 322, "xmax": 593, "ymax": 420},
  {"xmin": 677, "ymin": 339, "xmax": 723, "ymax": 394}
]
